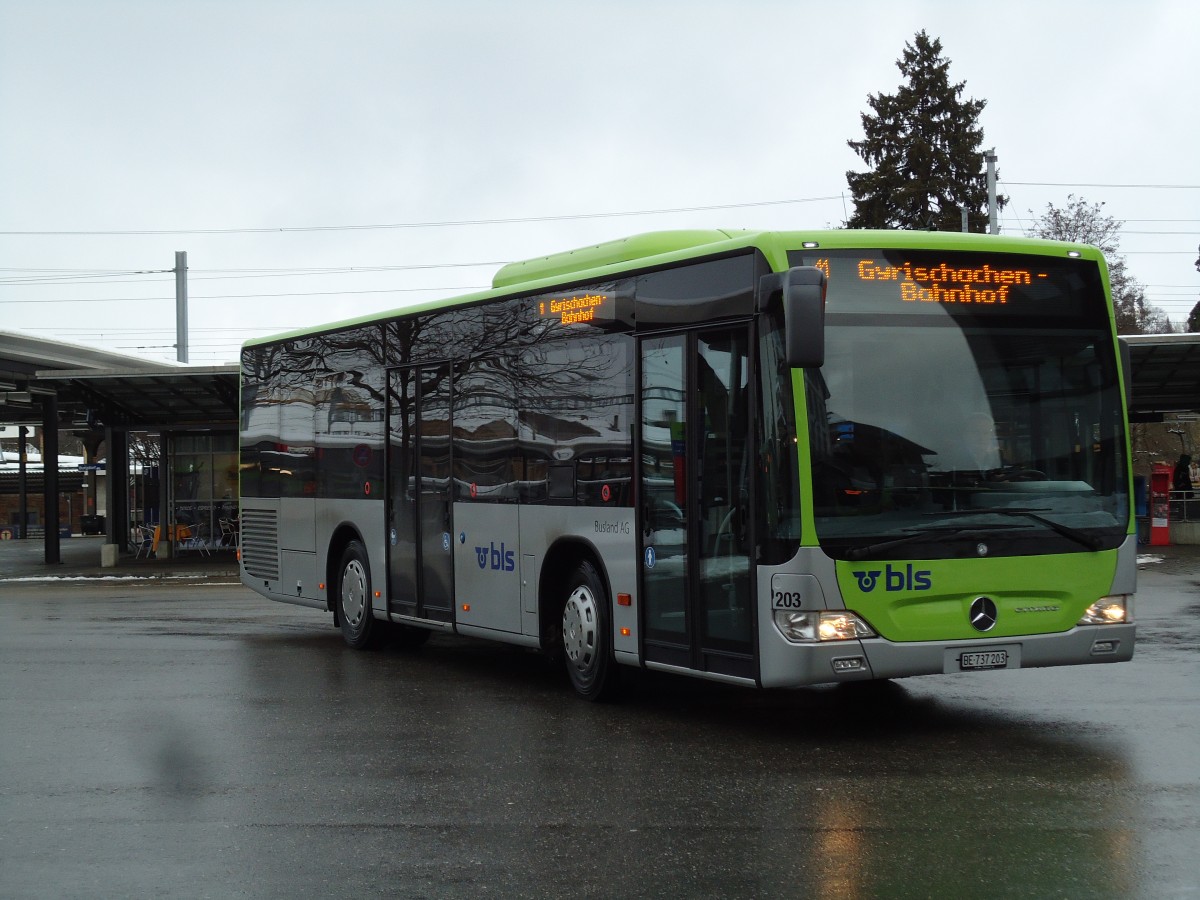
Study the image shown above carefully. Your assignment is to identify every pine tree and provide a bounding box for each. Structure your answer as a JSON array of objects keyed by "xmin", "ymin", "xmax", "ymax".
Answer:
[{"xmin": 846, "ymin": 31, "xmax": 1003, "ymax": 232}]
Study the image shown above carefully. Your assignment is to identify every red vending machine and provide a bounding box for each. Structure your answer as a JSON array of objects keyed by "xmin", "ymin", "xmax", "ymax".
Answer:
[{"xmin": 1150, "ymin": 463, "xmax": 1172, "ymax": 546}]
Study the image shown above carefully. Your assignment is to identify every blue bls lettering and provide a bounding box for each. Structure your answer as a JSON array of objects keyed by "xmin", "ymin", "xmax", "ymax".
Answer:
[
  {"xmin": 475, "ymin": 541, "xmax": 516, "ymax": 572},
  {"xmin": 852, "ymin": 564, "xmax": 932, "ymax": 593}
]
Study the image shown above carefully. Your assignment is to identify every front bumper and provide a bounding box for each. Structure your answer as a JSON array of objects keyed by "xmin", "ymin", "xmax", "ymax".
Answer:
[{"xmin": 759, "ymin": 623, "xmax": 1135, "ymax": 688}]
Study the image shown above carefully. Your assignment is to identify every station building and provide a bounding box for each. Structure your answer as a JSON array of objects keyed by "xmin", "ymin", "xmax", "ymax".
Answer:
[{"xmin": 1, "ymin": 330, "xmax": 237, "ymax": 562}]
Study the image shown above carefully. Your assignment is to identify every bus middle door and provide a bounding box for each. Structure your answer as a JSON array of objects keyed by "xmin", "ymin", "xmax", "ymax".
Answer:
[{"xmin": 387, "ymin": 363, "xmax": 453, "ymax": 623}]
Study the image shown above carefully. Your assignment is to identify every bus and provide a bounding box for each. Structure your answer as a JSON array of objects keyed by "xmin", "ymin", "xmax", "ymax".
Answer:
[{"xmin": 238, "ymin": 229, "xmax": 1135, "ymax": 700}]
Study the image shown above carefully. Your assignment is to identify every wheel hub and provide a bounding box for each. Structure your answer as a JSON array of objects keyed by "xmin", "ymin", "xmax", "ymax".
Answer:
[
  {"xmin": 562, "ymin": 585, "xmax": 597, "ymax": 670},
  {"xmin": 341, "ymin": 559, "xmax": 367, "ymax": 627}
]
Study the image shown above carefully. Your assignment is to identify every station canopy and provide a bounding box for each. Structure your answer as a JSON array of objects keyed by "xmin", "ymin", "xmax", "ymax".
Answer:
[
  {"xmin": 35, "ymin": 364, "xmax": 239, "ymax": 430},
  {"xmin": 1121, "ymin": 334, "xmax": 1200, "ymax": 422},
  {"xmin": 1, "ymin": 330, "xmax": 237, "ymax": 430}
]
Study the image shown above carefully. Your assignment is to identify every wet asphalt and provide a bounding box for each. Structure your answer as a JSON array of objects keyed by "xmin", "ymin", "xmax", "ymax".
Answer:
[{"xmin": 0, "ymin": 537, "xmax": 1197, "ymax": 898}]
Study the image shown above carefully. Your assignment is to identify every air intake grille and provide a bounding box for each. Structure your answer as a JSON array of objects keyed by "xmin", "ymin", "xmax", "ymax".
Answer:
[{"xmin": 241, "ymin": 508, "xmax": 280, "ymax": 580}]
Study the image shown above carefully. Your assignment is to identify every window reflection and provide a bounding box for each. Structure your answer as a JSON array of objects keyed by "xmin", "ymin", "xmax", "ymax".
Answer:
[
  {"xmin": 519, "ymin": 335, "xmax": 634, "ymax": 505},
  {"xmin": 809, "ymin": 322, "xmax": 1128, "ymax": 556}
]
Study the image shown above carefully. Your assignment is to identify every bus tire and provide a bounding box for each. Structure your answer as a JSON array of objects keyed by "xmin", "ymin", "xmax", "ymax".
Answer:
[
  {"xmin": 337, "ymin": 540, "xmax": 382, "ymax": 650},
  {"xmin": 561, "ymin": 560, "xmax": 619, "ymax": 701}
]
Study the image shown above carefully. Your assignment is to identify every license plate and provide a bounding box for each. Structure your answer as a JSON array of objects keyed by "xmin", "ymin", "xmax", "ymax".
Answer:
[{"xmin": 960, "ymin": 650, "xmax": 1008, "ymax": 670}]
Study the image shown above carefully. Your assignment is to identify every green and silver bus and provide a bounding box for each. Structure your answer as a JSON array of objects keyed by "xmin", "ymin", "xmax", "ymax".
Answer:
[{"xmin": 239, "ymin": 229, "xmax": 1135, "ymax": 700}]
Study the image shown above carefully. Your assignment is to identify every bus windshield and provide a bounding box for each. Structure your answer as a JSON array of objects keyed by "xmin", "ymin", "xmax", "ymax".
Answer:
[{"xmin": 791, "ymin": 248, "xmax": 1129, "ymax": 560}]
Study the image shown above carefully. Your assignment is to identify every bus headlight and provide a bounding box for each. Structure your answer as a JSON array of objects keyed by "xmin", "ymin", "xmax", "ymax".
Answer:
[
  {"xmin": 1078, "ymin": 594, "xmax": 1131, "ymax": 625},
  {"xmin": 774, "ymin": 610, "xmax": 876, "ymax": 643}
]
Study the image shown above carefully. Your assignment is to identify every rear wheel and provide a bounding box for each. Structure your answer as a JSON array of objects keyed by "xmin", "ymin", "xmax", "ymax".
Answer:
[
  {"xmin": 561, "ymin": 560, "xmax": 619, "ymax": 701},
  {"xmin": 337, "ymin": 540, "xmax": 383, "ymax": 649}
]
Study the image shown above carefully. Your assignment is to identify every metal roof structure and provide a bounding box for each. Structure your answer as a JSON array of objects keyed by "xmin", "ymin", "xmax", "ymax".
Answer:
[
  {"xmin": 0, "ymin": 329, "xmax": 154, "ymax": 372},
  {"xmin": 35, "ymin": 364, "xmax": 239, "ymax": 430},
  {"xmin": 1, "ymin": 331, "xmax": 237, "ymax": 429},
  {"xmin": 1122, "ymin": 334, "xmax": 1200, "ymax": 421}
]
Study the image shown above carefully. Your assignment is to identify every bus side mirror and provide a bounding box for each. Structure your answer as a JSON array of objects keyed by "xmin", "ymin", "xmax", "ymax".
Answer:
[{"xmin": 759, "ymin": 266, "xmax": 827, "ymax": 368}]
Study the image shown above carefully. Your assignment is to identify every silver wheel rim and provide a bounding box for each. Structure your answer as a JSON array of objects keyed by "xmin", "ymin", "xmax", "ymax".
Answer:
[
  {"xmin": 341, "ymin": 558, "xmax": 367, "ymax": 627},
  {"xmin": 563, "ymin": 584, "xmax": 598, "ymax": 674}
]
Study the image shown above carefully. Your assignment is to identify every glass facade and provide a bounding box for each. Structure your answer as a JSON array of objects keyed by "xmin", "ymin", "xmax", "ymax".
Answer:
[{"xmin": 171, "ymin": 433, "xmax": 238, "ymax": 550}]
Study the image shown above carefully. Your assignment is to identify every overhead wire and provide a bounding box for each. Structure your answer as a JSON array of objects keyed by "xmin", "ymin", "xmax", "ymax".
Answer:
[
  {"xmin": 0, "ymin": 194, "xmax": 843, "ymax": 236},
  {"xmin": 1003, "ymin": 181, "xmax": 1200, "ymax": 189},
  {"xmin": 3, "ymin": 187, "xmax": 1194, "ymax": 343},
  {"xmin": 0, "ymin": 262, "xmax": 515, "ymax": 288},
  {"xmin": 0, "ymin": 285, "xmax": 488, "ymax": 304}
]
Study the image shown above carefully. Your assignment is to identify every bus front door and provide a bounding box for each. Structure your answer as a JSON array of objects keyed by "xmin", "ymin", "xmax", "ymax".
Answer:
[
  {"xmin": 387, "ymin": 363, "xmax": 454, "ymax": 623},
  {"xmin": 639, "ymin": 328, "xmax": 756, "ymax": 681}
]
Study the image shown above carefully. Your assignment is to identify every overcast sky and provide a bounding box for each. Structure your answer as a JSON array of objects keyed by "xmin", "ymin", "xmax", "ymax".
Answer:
[{"xmin": 2, "ymin": 0, "xmax": 1197, "ymax": 365}]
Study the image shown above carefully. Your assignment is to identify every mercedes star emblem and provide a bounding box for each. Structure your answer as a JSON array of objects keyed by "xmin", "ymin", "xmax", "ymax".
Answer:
[{"xmin": 970, "ymin": 596, "xmax": 998, "ymax": 632}]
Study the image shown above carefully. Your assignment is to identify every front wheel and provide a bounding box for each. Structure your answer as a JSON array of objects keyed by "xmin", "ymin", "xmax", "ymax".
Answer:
[
  {"xmin": 561, "ymin": 560, "xmax": 619, "ymax": 701},
  {"xmin": 337, "ymin": 540, "xmax": 383, "ymax": 649}
]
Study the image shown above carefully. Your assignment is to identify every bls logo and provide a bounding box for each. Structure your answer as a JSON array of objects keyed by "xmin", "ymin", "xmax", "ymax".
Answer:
[
  {"xmin": 852, "ymin": 564, "xmax": 932, "ymax": 593},
  {"xmin": 475, "ymin": 542, "xmax": 516, "ymax": 572}
]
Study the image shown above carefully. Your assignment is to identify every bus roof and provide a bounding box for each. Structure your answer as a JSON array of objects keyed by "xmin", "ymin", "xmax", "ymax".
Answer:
[
  {"xmin": 242, "ymin": 229, "xmax": 1106, "ymax": 349},
  {"xmin": 490, "ymin": 229, "xmax": 740, "ymax": 289}
]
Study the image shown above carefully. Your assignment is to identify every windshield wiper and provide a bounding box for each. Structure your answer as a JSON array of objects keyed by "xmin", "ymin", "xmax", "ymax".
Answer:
[
  {"xmin": 844, "ymin": 524, "xmax": 1020, "ymax": 561},
  {"xmin": 931, "ymin": 507, "xmax": 1104, "ymax": 552}
]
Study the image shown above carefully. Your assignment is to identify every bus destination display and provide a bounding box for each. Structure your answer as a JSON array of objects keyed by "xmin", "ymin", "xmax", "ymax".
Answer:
[
  {"xmin": 538, "ymin": 292, "xmax": 612, "ymax": 325},
  {"xmin": 791, "ymin": 248, "xmax": 1100, "ymax": 319},
  {"xmin": 814, "ymin": 257, "xmax": 1050, "ymax": 306}
]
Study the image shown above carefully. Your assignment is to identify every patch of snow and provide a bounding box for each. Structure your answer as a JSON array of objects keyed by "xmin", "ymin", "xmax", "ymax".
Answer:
[{"xmin": 0, "ymin": 574, "xmax": 199, "ymax": 583}]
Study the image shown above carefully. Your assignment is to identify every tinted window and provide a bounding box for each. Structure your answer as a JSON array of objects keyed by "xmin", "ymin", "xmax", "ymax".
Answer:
[
  {"xmin": 792, "ymin": 249, "xmax": 1127, "ymax": 559},
  {"xmin": 311, "ymin": 326, "xmax": 385, "ymax": 499},
  {"xmin": 635, "ymin": 254, "xmax": 756, "ymax": 326},
  {"xmin": 518, "ymin": 334, "xmax": 635, "ymax": 505}
]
